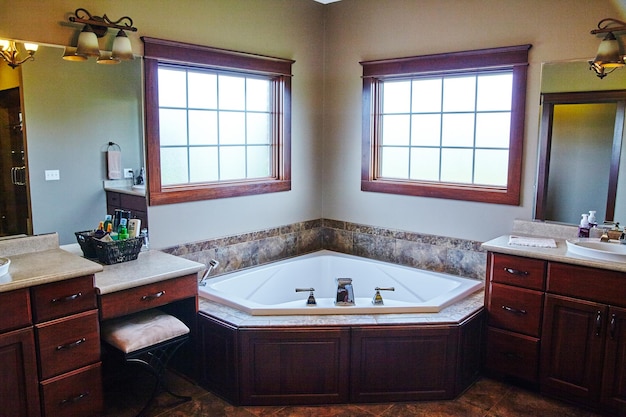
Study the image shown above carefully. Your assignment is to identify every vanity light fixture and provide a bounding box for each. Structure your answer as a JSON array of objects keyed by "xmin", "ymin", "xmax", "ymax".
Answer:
[
  {"xmin": 0, "ymin": 40, "xmax": 38, "ymax": 69},
  {"xmin": 589, "ymin": 18, "xmax": 626, "ymax": 79},
  {"xmin": 64, "ymin": 8, "xmax": 137, "ymax": 64}
]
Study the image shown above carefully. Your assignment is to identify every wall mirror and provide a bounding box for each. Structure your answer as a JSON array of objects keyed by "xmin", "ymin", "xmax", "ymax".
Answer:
[
  {"xmin": 0, "ymin": 43, "xmax": 143, "ymax": 245},
  {"xmin": 535, "ymin": 60, "xmax": 626, "ymax": 226}
]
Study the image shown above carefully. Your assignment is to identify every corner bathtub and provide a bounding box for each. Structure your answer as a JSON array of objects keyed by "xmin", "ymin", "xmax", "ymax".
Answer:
[{"xmin": 198, "ymin": 250, "xmax": 483, "ymax": 315}]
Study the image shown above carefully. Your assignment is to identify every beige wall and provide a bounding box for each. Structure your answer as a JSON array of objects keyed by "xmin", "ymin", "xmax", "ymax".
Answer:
[
  {"xmin": 1, "ymin": 0, "xmax": 325, "ymax": 248},
  {"xmin": 2, "ymin": 0, "xmax": 626, "ymax": 246},
  {"xmin": 322, "ymin": 0, "xmax": 626, "ymax": 241}
]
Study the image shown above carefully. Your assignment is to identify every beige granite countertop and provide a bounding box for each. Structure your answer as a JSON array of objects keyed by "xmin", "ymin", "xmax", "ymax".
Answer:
[
  {"xmin": 0, "ymin": 234, "xmax": 103, "ymax": 293},
  {"xmin": 480, "ymin": 219, "xmax": 626, "ymax": 272},
  {"xmin": 103, "ymin": 179, "xmax": 146, "ymax": 197},
  {"xmin": 61, "ymin": 244, "xmax": 204, "ymax": 294}
]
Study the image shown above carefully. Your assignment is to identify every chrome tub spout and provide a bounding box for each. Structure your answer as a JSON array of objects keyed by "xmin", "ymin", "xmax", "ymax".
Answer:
[{"xmin": 199, "ymin": 259, "xmax": 220, "ymax": 286}]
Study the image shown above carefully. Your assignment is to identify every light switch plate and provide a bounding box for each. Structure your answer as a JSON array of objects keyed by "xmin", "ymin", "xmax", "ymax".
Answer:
[
  {"xmin": 124, "ymin": 168, "xmax": 134, "ymax": 178},
  {"xmin": 45, "ymin": 170, "xmax": 60, "ymax": 181}
]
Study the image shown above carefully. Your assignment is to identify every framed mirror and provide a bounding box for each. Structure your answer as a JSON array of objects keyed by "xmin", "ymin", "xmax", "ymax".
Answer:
[{"xmin": 535, "ymin": 60, "xmax": 626, "ymax": 225}]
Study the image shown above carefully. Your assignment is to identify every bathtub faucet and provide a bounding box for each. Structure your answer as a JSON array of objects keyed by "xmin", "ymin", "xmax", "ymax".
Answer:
[
  {"xmin": 295, "ymin": 288, "xmax": 317, "ymax": 306},
  {"xmin": 199, "ymin": 259, "xmax": 220, "ymax": 286},
  {"xmin": 335, "ymin": 278, "xmax": 355, "ymax": 306},
  {"xmin": 372, "ymin": 287, "xmax": 395, "ymax": 305}
]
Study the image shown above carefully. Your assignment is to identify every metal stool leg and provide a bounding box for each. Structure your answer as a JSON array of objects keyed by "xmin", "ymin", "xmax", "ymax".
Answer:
[{"xmin": 123, "ymin": 335, "xmax": 191, "ymax": 417}]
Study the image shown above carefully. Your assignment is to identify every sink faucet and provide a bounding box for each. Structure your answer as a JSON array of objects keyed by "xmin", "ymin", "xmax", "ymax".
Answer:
[
  {"xmin": 199, "ymin": 259, "xmax": 220, "ymax": 286},
  {"xmin": 372, "ymin": 287, "xmax": 395, "ymax": 305},
  {"xmin": 335, "ymin": 278, "xmax": 355, "ymax": 306},
  {"xmin": 600, "ymin": 222, "xmax": 622, "ymax": 242}
]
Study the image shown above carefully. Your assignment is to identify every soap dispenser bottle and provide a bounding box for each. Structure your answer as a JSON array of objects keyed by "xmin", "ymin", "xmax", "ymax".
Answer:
[
  {"xmin": 579, "ymin": 214, "xmax": 590, "ymax": 238},
  {"xmin": 588, "ymin": 210, "xmax": 597, "ymax": 227}
]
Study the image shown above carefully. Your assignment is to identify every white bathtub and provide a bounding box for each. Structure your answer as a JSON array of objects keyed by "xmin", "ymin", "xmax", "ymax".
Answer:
[{"xmin": 198, "ymin": 250, "xmax": 484, "ymax": 315}]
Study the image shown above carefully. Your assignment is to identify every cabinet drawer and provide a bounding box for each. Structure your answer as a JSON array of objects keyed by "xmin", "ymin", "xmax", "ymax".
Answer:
[
  {"xmin": 120, "ymin": 193, "xmax": 147, "ymax": 212},
  {"xmin": 487, "ymin": 283, "xmax": 543, "ymax": 337},
  {"xmin": 40, "ymin": 362, "xmax": 103, "ymax": 417},
  {"xmin": 99, "ymin": 274, "xmax": 197, "ymax": 320},
  {"xmin": 485, "ymin": 327, "xmax": 539, "ymax": 383},
  {"xmin": 547, "ymin": 262, "xmax": 626, "ymax": 306},
  {"xmin": 0, "ymin": 288, "xmax": 31, "ymax": 332},
  {"xmin": 31, "ymin": 275, "xmax": 97, "ymax": 323},
  {"xmin": 36, "ymin": 310, "xmax": 100, "ymax": 380},
  {"xmin": 490, "ymin": 253, "xmax": 546, "ymax": 290},
  {"xmin": 106, "ymin": 191, "xmax": 121, "ymax": 207}
]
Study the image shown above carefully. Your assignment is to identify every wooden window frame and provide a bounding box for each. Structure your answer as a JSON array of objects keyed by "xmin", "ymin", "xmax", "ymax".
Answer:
[
  {"xmin": 360, "ymin": 44, "xmax": 531, "ymax": 205},
  {"xmin": 143, "ymin": 37, "xmax": 294, "ymax": 206}
]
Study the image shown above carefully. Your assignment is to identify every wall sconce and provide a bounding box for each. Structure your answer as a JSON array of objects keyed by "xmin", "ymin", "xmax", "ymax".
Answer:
[
  {"xmin": 0, "ymin": 40, "xmax": 38, "ymax": 69},
  {"xmin": 589, "ymin": 18, "xmax": 626, "ymax": 79},
  {"xmin": 64, "ymin": 8, "xmax": 137, "ymax": 64}
]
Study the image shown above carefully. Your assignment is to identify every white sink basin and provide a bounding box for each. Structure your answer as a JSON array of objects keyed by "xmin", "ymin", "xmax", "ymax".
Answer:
[{"xmin": 566, "ymin": 238, "xmax": 626, "ymax": 262}]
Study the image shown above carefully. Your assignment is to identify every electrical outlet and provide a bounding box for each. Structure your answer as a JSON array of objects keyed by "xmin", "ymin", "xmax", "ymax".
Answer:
[
  {"xmin": 45, "ymin": 170, "xmax": 60, "ymax": 181},
  {"xmin": 123, "ymin": 168, "xmax": 134, "ymax": 178}
]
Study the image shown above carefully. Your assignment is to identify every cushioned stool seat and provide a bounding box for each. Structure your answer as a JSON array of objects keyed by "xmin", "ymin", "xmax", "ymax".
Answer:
[{"xmin": 101, "ymin": 309, "xmax": 191, "ymax": 417}]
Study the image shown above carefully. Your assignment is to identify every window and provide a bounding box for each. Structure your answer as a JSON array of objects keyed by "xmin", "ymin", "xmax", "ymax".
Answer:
[
  {"xmin": 143, "ymin": 37, "xmax": 294, "ymax": 205},
  {"xmin": 361, "ymin": 45, "xmax": 531, "ymax": 205}
]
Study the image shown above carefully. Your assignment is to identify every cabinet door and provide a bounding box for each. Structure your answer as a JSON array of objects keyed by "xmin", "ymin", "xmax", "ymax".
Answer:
[
  {"xmin": 540, "ymin": 294, "xmax": 605, "ymax": 406},
  {"xmin": 0, "ymin": 327, "xmax": 41, "ymax": 417},
  {"xmin": 601, "ymin": 306, "xmax": 626, "ymax": 413}
]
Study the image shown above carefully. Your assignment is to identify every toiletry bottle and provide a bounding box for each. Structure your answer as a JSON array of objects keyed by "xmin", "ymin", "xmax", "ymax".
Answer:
[
  {"xmin": 103, "ymin": 215, "xmax": 112, "ymax": 233},
  {"xmin": 128, "ymin": 219, "xmax": 141, "ymax": 238},
  {"xmin": 94, "ymin": 221, "xmax": 106, "ymax": 239},
  {"xmin": 118, "ymin": 225, "xmax": 129, "ymax": 240},
  {"xmin": 140, "ymin": 228, "xmax": 149, "ymax": 251},
  {"xmin": 588, "ymin": 210, "xmax": 597, "ymax": 227},
  {"xmin": 580, "ymin": 213, "xmax": 590, "ymax": 228}
]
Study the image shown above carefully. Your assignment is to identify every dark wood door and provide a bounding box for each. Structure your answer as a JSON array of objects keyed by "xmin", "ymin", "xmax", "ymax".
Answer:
[
  {"xmin": 601, "ymin": 306, "xmax": 626, "ymax": 414},
  {"xmin": 0, "ymin": 327, "xmax": 41, "ymax": 417},
  {"xmin": 540, "ymin": 294, "xmax": 606, "ymax": 406}
]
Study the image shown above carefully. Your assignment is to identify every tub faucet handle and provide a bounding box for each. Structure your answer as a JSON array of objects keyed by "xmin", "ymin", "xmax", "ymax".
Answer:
[
  {"xmin": 295, "ymin": 288, "xmax": 316, "ymax": 306},
  {"xmin": 372, "ymin": 287, "xmax": 395, "ymax": 305}
]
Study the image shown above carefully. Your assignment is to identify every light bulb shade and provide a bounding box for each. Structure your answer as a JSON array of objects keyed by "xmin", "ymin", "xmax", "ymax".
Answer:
[
  {"xmin": 111, "ymin": 30, "xmax": 134, "ymax": 61},
  {"xmin": 76, "ymin": 26, "xmax": 100, "ymax": 57},
  {"xmin": 97, "ymin": 50, "xmax": 121, "ymax": 65},
  {"xmin": 0, "ymin": 40, "xmax": 10, "ymax": 51},
  {"xmin": 62, "ymin": 46, "xmax": 88, "ymax": 62},
  {"xmin": 593, "ymin": 32, "xmax": 624, "ymax": 68},
  {"xmin": 23, "ymin": 43, "xmax": 38, "ymax": 54}
]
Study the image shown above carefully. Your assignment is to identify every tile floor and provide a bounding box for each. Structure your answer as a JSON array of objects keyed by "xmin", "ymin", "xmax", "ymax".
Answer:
[{"xmin": 102, "ymin": 370, "xmax": 607, "ymax": 417}]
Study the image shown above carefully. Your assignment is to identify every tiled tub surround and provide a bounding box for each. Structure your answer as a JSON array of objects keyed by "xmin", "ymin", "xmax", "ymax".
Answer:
[{"xmin": 163, "ymin": 218, "xmax": 487, "ymax": 281}]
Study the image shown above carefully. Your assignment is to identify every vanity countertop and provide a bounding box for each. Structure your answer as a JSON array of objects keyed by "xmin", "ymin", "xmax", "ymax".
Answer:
[
  {"xmin": 61, "ymin": 244, "xmax": 204, "ymax": 294},
  {"xmin": 0, "ymin": 248, "xmax": 103, "ymax": 293},
  {"xmin": 104, "ymin": 185, "xmax": 146, "ymax": 197},
  {"xmin": 482, "ymin": 234, "xmax": 626, "ymax": 273}
]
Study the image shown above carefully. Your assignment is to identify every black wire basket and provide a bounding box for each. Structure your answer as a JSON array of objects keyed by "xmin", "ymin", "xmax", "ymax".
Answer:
[
  {"xmin": 92, "ymin": 236, "xmax": 144, "ymax": 265},
  {"xmin": 74, "ymin": 230, "xmax": 98, "ymax": 259}
]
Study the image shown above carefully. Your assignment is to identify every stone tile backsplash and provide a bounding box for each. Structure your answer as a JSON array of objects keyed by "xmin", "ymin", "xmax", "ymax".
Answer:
[{"xmin": 162, "ymin": 218, "xmax": 487, "ymax": 280}]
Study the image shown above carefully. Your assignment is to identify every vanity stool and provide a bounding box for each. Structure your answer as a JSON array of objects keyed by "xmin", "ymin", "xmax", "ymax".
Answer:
[{"xmin": 100, "ymin": 309, "xmax": 192, "ymax": 417}]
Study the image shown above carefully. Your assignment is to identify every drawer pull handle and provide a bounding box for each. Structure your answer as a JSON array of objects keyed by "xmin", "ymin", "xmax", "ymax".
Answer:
[
  {"xmin": 142, "ymin": 290, "xmax": 166, "ymax": 301},
  {"xmin": 610, "ymin": 314, "xmax": 617, "ymax": 339},
  {"xmin": 596, "ymin": 311, "xmax": 603, "ymax": 336},
  {"xmin": 56, "ymin": 337, "xmax": 86, "ymax": 351},
  {"xmin": 51, "ymin": 292, "xmax": 82, "ymax": 303},
  {"xmin": 501, "ymin": 305, "xmax": 527, "ymax": 315},
  {"xmin": 503, "ymin": 267, "xmax": 529, "ymax": 277},
  {"xmin": 503, "ymin": 352, "xmax": 522, "ymax": 359},
  {"xmin": 60, "ymin": 392, "xmax": 90, "ymax": 405}
]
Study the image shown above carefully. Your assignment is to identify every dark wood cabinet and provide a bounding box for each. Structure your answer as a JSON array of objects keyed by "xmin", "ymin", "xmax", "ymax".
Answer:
[
  {"xmin": 540, "ymin": 294, "xmax": 605, "ymax": 406},
  {"xmin": 198, "ymin": 309, "xmax": 483, "ymax": 406},
  {"xmin": 484, "ymin": 252, "xmax": 546, "ymax": 384},
  {"xmin": 486, "ymin": 251, "xmax": 626, "ymax": 416},
  {"xmin": 31, "ymin": 275, "xmax": 102, "ymax": 417},
  {"xmin": 106, "ymin": 190, "xmax": 148, "ymax": 230},
  {"xmin": 0, "ymin": 326, "xmax": 41, "ymax": 417}
]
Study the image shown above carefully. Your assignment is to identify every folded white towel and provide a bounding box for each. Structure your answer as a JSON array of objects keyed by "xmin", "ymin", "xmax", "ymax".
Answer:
[
  {"xmin": 107, "ymin": 150, "xmax": 122, "ymax": 180},
  {"xmin": 508, "ymin": 235, "xmax": 557, "ymax": 248}
]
